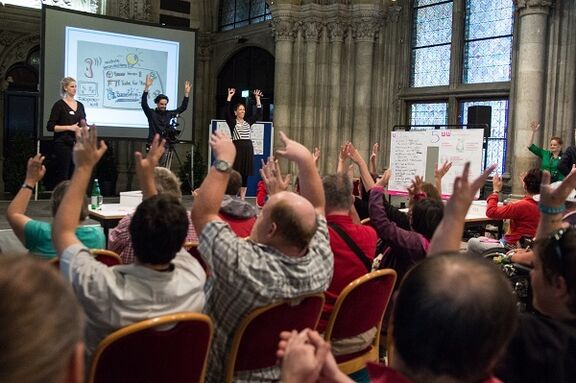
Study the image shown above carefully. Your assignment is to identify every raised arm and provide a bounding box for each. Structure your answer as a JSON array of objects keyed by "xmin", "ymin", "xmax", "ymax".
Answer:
[
  {"xmin": 260, "ymin": 156, "xmax": 291, "ymax": 196},
  {"xmin": 336, "ymin": 142, "xmax": 350, "ymax": 174},
  {"xmin": 434, "ymin": 161, "xmax": 452, "ymax": 196},
  {"xmin": 191, "ymin": 131, "xmax": 236, "ymax": 234},
  {"xmin": 224, "ymin": 87, "xmax": 236, "ymax": 131},
  {"xmin": 536, "ymin": 168, "xmax": 576, "ymax": 239},
  {"xmin": 134, "ymin": 134, "xmax": 165, "ymax": 199},
  {"xmin": 528, "ymin": 121, "xmax": 540, "ymax": 148},
  {"xmin": 276, "ymin": 131, "xmax": 325, "ymax": 215},
  {"xmin": 6, "ymin": 154, "xmax": 46, "ymax": 242},
  {"xmin": 428, "ymin": 163, "xmax": 496, "ymax": 256},
  {"xmin": 52, "ymin": 126, "xmax": 107, "ymax": 255},
  {"xmin": 246, "ymin": 89, "xmax": 263, "ymax": 125},
  {"xmin": 141, "ymin": 74, "xmax": 153, "ymax": 116},
  {"xmin": 369, "ymin": 143, "xmax": 379, "ymax": 174},
  {"xmin": 348, "ymin": 143, "xmax": 375, "ymax": 191},
  {"xmin": 175, "ymin": 80, "xmax": 191, "ymax": 114}
]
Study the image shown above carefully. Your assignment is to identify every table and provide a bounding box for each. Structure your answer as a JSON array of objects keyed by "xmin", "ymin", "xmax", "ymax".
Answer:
[{"xmin": 88, "ymin": 204, "xmax": 135, "ymax": 242}]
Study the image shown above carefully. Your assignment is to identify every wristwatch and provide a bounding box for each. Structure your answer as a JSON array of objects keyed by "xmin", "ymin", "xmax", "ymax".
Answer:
[
  {"xmin": 214, "ymin": 159, "xmax": 232, "ymax": 173},
  {"xmin": 21, "ymin": 183, "xmax": 34, "ymax": 191}
]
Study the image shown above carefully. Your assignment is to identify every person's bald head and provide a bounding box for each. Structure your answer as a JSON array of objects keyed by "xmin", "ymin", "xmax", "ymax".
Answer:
[
  {"xmin": 393, "ymin": 254, "xmax": 517, "ymax": 383},
  {"xmin": 250, "ymin": 191, "xmax": 317, "ymax": 252}
]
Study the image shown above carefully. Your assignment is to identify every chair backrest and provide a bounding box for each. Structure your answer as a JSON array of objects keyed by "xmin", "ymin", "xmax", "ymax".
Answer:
[
  {"xmin": 324, "ymin": 269, "xmax": 397, "ymax": 358},
  {"xmin": 224, "ymin": 293, "xmax": 325, "ymax": 383},
  {"xmin": 88, "ymin": 312, "xmax": 213, "ymax": 383},
  {"xmin": 90, "ymin": 249, "xmax": 121, "ymax": 266}
]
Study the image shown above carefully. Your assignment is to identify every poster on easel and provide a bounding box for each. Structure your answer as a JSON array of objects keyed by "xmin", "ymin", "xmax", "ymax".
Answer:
[
  {"xmin": 209, "ymin": 119, "xmax": 274, "ymax": 198},
  {"xmin": 388, "ymin": 129, "xmax": 484, "ymax": 198}
]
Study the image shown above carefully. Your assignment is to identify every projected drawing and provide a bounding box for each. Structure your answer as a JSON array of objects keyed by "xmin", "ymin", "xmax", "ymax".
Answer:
[{"xmin": 76, "ymin": 41, "xmax": 168, "ymax": 110}]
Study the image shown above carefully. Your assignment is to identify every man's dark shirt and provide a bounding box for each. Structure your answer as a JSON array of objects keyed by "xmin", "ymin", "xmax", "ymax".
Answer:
[
  {"xmin": 557, "ymin": 145, "xmax": 576, "ymax": 176},
  {"xmin": 141, "ymin": 91, "xmax": 189, "ymax": 141}
]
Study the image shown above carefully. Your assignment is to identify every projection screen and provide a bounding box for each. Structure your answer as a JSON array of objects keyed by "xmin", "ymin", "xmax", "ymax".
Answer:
[{"xmin": 42, "ymin": 6, "xmax": 196, "ymax": 140}]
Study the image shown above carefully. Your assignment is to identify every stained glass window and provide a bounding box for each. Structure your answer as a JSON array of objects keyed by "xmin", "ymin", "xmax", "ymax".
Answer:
[
  {"xmin": 411, "ymin": 1, "xmax": 453, "ymax": 87},
  {"xmin": 460, "ymin": 99, "xmax": 509, "ymax": 174},
  {"xmin": 463, "ymin": 0, "xmax": 514, "ymax": 83},
  {"xmin": 409, "ymin": 103, "xmax": 449, "ymax": 128},
  {"xmin": 219, "ymin": 0, "xmax": 272, "ymax": 31}
]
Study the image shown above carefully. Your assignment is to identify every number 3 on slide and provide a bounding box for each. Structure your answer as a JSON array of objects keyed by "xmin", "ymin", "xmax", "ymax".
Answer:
[{"xmin": 84, "ymin": 58, "xmax": 94, "ymax": 78}]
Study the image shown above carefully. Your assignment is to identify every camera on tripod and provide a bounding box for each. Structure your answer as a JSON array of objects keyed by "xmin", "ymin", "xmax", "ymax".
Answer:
[{"xmin": 162, "ymin": 116, "xmax": 181, "ymax": 144}]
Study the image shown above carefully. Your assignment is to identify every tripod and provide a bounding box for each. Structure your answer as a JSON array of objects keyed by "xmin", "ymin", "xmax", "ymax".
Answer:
[{"xmin": 160, "ymin": 140, "xmax": 193, "ymax": 191}]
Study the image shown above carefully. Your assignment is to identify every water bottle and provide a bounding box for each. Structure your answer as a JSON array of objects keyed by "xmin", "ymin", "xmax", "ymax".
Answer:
[{"xmin": 91, "ymin": 179, "xmax": 103, "ymax": 210}]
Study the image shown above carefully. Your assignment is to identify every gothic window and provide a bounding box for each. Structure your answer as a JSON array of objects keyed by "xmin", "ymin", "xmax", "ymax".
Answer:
[
  {"xmin": 219, "ymin": 0, "xmax": 272, "ymax": 31},
  {"xmin": 406, "ymin": 0, "xmax": 514, "ymax": 172},
  {"xmin": 463, "ymin": 0, "xmax": 514, "ymax": 83},
  {"xmin": 411, "ymin": 0, "xmax": 453, "ymax": 87}
]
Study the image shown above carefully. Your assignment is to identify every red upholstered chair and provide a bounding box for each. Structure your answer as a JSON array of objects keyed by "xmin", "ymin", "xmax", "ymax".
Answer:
[
  {"xmin": 90, "ymin": 249, "xmax": 121, "ymax": 266},
  {"xmin": 224, "ymin": 294, "xmax": 325, "ymax": 383},
  {"xmin": 88, "ymin": 313, "xmax": 213, "ymax": 383},
  {"xmin": 324, "ymin": 269, "xmax": 397, "ymax": 374}
]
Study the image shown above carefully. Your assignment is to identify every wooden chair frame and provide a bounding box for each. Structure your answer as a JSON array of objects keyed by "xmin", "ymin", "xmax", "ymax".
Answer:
[
  {"xmin": 323, "ymin": 269, "xmax": 397, "ymax": 374},
  {"xmin": 88, "ymin": 312, "xmax": 213, "ymax": 383},
  {"xmin": 224, "ymin": 293, "xmax": 325, "ymax": 383}
]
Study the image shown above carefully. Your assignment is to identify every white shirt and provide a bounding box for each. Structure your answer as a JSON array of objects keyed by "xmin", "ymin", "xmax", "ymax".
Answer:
[{"xmin": 60, "ymin": 244, "xmax": 206, "ymax": 357}]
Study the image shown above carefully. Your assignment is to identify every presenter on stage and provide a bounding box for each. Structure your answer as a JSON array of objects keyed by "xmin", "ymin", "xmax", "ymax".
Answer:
[
  {"xmin": 141, "ymin": 74, "xmax": 191, "ymax": 144},
  {"xmin": 225, "ymin": 87, "xmax": 263, "ymax": 199},
  {"xmin": 46, "ymin": 76, "xmax": 85, "ymax": 186}
]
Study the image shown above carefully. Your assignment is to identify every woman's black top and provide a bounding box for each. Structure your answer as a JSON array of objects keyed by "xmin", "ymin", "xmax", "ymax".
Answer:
[{"xmin": 46, "ymin": 99, "xmax": 86, "ymax": 146}]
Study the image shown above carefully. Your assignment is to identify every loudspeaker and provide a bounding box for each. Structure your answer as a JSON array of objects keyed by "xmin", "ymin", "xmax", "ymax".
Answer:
[{"xmin": 467, "ymin": 106, "xmax": 492, "ymax": 138}]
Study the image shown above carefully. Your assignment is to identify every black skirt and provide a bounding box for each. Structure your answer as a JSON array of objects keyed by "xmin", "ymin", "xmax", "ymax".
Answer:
[{"xmin": 233, "ymin": 139, "xmax": 254, "ymax": 178}]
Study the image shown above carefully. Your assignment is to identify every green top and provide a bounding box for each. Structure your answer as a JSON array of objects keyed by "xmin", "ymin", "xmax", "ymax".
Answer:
[
  {"xmin": 24, "ymin": 220, "xmax": 106, "ymax": 260},
  {"xmin": 528, "ymin": 144, "xmax": 564, "ymax": 182}
]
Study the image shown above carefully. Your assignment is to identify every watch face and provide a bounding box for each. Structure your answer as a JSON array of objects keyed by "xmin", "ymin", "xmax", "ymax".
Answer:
[{"xmin": 215, "ymin": 160, "xmax": 231, "ymax": 172}]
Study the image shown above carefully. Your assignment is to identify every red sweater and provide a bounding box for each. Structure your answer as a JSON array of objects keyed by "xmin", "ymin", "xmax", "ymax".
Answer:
[
  {"xmin": 486, "ymin": 193, "xmax": 539, "ymax": 244},
  {"xmin": 318, "ymin": 214, "xmax": 377, "ymax": 332}
]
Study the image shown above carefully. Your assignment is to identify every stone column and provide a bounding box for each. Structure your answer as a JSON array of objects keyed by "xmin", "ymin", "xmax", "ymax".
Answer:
[
  {"xmin": 326, "ymin": 21, "xmax": 345, "ymax": 169},
  {"xmin": 511, "ymin": 0, "xmax": 554, "ymax": 192},
  {"xmin": 351, "ymin": 18, "xmax": 378, "ymax": 157},
  {"xmin": 271, "ymin": 17, "xmax": 296, "ymax": 140},
  {"xmin": 302, "ymin": 20, "xmax": 321, "ymax": 149}
]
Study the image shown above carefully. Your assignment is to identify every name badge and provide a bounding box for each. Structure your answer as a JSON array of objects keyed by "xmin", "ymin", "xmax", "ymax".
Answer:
[{"xmin": 69, "ymin": 110, "xmax": 75, "ymax": 115}]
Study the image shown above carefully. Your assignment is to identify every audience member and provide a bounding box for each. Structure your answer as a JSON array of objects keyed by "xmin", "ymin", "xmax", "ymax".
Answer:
[
  {"xmin": 52, "ymin": 130, "xmax": 206, "ymax": 359},
  {"xmin": 191, "ymin": 131, "xmax": 333, "ymax": 382},
  {"xmin": 0, "ymin": 256, "xmax": 85, "ymax": 383},
  {"xmin": 109, "ymin": 166, "xmax": 198, "ymax": 264},
  {"xmin": 218, "ymin": 169, "xmax": 258, "ymax": 237},
  {"xmin": 528, "ymin": 120, "xmax": 564, "ymax": 182},
  {"xmin": 6, "ymin": 154, "xmax": 104, "ymax": 259},
  {"xmin": 495, "ymin": 168, "xmax": 576, "ymax": 383},
  {"xmin": 369, "ymin": 170, "xmax": 444, "ymax": 283},
  {"xmin": 319, "ymin": 173, "xmax": 378, "ymax": 344},
  {"xmin": 467, "ymin": 168, "xmax": 541, "ymax": 256},
  {"xmin": 557, "ymin": 145, "xmax": 576, "ymax": 177},
  {"xmin": 278, "ymin": 251, "xmax": 517, "ymax": 383}
]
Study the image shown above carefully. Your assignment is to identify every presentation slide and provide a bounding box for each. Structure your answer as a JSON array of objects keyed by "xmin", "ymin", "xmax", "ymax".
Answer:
[{"xmin": 42, "ymin": 6, "xmax": 196, "ymax": 140}]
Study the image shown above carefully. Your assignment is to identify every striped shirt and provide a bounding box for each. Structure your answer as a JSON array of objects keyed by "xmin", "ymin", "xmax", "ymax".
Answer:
[
  {"xmin": 231, "ymin": 120, "xmax": 252, "ymax": 140},
  {"xmin": 225, "ymin": 100, "xmax": 262, "ymax": 140},
  {"xmin": 199, "ymin": 215, "xmax": 334, "ymax": 383}
]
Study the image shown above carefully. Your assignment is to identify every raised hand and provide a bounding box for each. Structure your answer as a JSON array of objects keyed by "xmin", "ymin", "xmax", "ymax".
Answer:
[
  {"xmin": 73, "ymin": 125, "xmax": 107, "ymax": 170},
  {"xmin": 370, "ymin": 143, "xmax": 379, "ymax": 160},
  {"xmin": 260, "ymin": 156, "xmax": 291, "ymax": 195},
  {"xmin": 312, "ymin": 147, "xmax": 321, "ymax": 165},
  {"xmin": 25, "ymin": 154, "xmax": 46, "ymax": 185},
  {"xmin": 339, "ymin": 142, "xmax": 350, "ymax": 161},
  {"xmin": 184, "ymin": 80, "xmax": 191, "ymax": 95},
  {"xmin": 227, "ymin": 87, "xmax": 236, "ymax": 101},
  {"xmin": 408, "ymin": 175, "xmax": 424, "ymax": 196},
  {"xmin": 445, "ymin": 163, "xmax": 497, "ymax": 220},
  {"xmin": 210, "ymin": 131, "xmax": 236, "ymax": 164},
  {"xmin": 530, "ymin": 121, "xmax": 540, "ymax": 132},
  {"xmin": 376, "ymin": 169, "xmax": 391, "ymax": 188},
  {"xmin": 134, "ymin": 134, "xmax": 165, "ymax": 178},
  {"xmin": 145, "ymin": 74, "xmax": 154, "ymax": 89},
  {"xmin": 275, "ymin": 131, "xmax": 312, "ymax": 163},
  {"xmin": 347, "ymin": 143, "xmax": 363, "ymax": 164},
  {"xmin": 435, "ymin": 161, "xmax": 452, "ymax": 180},
  {"xmin": 539, "ymin": 166, "xmax": 576, "ymax": 210},
  {"xmin": 253, "ymin": 89, "xmax": 263, "ymax": 99},
  {"xmin": 492, "ymin": 173, "xmax": 503, "ymax": 192}
]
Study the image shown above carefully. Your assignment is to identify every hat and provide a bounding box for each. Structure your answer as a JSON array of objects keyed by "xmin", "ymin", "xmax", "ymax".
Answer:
[{"xmin": 533, "ymin": 181, "xmax": 576, "ymax": 203}]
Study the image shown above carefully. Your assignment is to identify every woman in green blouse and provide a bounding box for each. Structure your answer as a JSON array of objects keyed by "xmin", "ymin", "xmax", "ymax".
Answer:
[{"xmin": 528, "ymin": 120, "xmax": 564, "ymax": 182}]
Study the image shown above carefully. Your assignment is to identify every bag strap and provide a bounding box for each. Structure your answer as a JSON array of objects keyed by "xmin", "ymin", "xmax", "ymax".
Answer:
[{"xmin": 328, "ymin": 222, "xmax": 372, "ymax": 272}]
